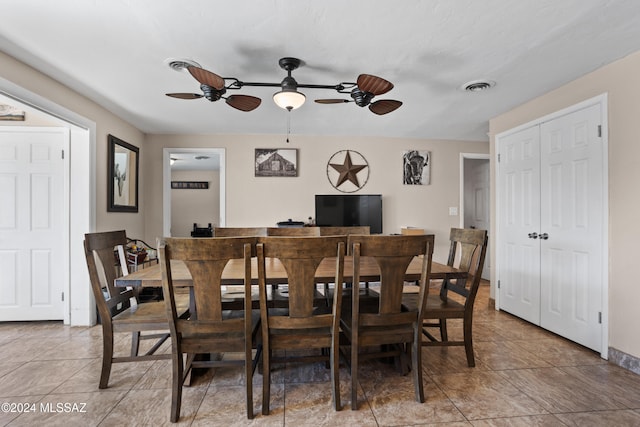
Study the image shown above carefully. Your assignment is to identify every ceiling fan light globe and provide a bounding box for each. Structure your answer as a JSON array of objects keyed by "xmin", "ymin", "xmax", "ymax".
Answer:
[{"xmin": 273, "ymin": 90, "xmax": 306, "ymax": 110}]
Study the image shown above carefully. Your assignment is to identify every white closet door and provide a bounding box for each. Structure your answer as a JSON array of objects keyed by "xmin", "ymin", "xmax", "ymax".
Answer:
[
  {"xmin": 539, "ymin": 103, "xmax": 603, "ymax": 350},
  {"xmin": 498, "ymin": 125, "xmax": 541, "ymax": 325},
  {"xmin": 0, "ymin": 127, "xmax": 69, "ymax": 321}
]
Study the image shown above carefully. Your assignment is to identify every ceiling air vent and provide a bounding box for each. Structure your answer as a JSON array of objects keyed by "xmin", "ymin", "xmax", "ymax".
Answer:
[
  {"xmin": 461, "ymin": 80, "xmax": 496, "ymax": 92},
  {"xmin": 165, "ymin": 58, "xmax": 201, "ymax": 72}
]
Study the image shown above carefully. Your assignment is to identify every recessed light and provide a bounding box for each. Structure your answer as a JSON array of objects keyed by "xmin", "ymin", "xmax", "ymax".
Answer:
[
  {"xmin": 460, "ymin": 80, "xmax": 496, "ymax": 92},
  {"xmin": 164, "ymin": 58, "xmax": 201, "ymax": 72}
]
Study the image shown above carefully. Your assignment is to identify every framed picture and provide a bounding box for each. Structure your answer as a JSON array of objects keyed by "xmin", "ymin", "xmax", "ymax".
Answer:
[
  {"xmin": 255, "ymin": 148, "xmax": 298, "ymax": 177},
  {"xmin": 171, "ymin": 181, "xmax": 209, "ymax": 189},
  {"xmin": 107, "ymin": 134, "xmax": 139, "ymax": 212},
  {"xmin": 403, "ymin": 150, "xmax": 430, "ymax": 185},
  {"xmin": 0, "ymin": 104, "xmax": 25, "ymax": 121}
]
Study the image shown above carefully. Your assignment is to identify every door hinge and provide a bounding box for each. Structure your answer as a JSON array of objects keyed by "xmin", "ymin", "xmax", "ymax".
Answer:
[
  {"xmin": 597, "ymin": 125, "xmax": 602, "ymax": 138},
  {"xmin": 598, "ymin": 311, "xmax": 602, "ymax": 324},
  {"xmin": 61, "ymin": 292, "xmax": 65, "ymax": 302},
  {"xmin": 61, "ymin": 149, "xmax": 65, "ymax": 159},
  {"xmin": 497, "ymin": 280, "xmax": 501, "ymax": 289},
  {"xmin": 497, "ymin": 153, "xmax": 501, "ymax": 163}
]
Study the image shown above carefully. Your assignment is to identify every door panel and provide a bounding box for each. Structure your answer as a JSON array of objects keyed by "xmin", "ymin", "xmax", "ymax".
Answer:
[
  {"xmin": 498, "ymin": 125, "xmax": 541, "ymax": 324},
  {"xmin": 0, "ymin": 127, "xmax": 68, "ymax": 321},
  {"xmin": 539, "ymin": 104, "xmax": 603, "ymax": 350}
]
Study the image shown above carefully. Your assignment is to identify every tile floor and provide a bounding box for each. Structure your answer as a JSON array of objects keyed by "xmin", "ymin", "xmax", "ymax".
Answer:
[{"xmin": 1, "ymin": 285, "xmax": 640, "ymax": 426}]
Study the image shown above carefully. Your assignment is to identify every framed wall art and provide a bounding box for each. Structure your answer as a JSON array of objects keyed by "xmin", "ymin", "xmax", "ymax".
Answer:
[
  {"xmin": 403, "ymin": 150, "xmax": 430, "ymax": 185},
  {"xmin": 255, "ymin": 148, "xmax": 298, "ymax": 177},
  {"xmin": 171, "ymin": 181, "xmax": 209, "ymax": 189},
  {"xmin": 0, "ymin": 104, "xmax": 25, "ymax": 121},
  {"xmin": 326, "ymin": 150, "xmax": 370, "ymax": 193},
  {"xmin": 107, "ymin": 134, "xmax": 139, "ymax": 212}
]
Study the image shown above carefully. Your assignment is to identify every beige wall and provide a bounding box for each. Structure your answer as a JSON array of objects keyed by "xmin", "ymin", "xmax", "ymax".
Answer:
[
  {"xmin": 143, "ymin": 134, "xmax": 488, "ymax": 263},
  {"xmin": 170, "ymin": 169, "xmax": 220, "ymax": 236},
  {"xmin": 0, "ymin": 50, "xmax": 147, "ymax": 237},
  {"xmin": 489, "ymin": 50, "xmax": 640, "ymax": 359}
]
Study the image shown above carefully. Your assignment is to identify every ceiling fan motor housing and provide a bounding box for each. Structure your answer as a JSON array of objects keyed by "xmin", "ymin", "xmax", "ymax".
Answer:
[
  {"xmin": 351, "ymin": 88, "xmax": 374, "ymax": 107},
  {"xmin": 201, "ymin": 84, "xmax": 225, "ymax": 102}
]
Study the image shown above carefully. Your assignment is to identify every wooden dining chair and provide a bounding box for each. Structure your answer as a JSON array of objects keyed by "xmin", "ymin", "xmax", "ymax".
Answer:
[
  {"xmin": 159, "ymin": 236, "xmax": 262, "ymax": 421},
  {"xmin": 214, "ymin": 227, "xmax": 267, "ymax": 237},
  {"xmin": 83, "ymin": 230, "xmax": 188, "ymax": 389},
  {"xmin": 266, "ymin": 227, "xmax": 320, "ymax": 236},
  {"xmin": 402, "ymin": 228, "xmax": 488, "ymax": 367},
  {"xmin": 257, "ymin": 236, "xmax": 346, "ymax": 415},
  {"xmin": 341, "ymin": 234, "xmax": 433, "ymax": 410}
]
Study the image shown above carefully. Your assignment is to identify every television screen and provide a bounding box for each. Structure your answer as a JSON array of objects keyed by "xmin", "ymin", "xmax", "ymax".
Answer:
[{"xmin": 315, "ymin": 194, "xmax": 382, "ymax": 234}]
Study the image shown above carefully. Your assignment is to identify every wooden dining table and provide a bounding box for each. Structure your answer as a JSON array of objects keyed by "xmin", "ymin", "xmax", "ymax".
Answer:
[{"xmin": 115, "ymin": 256, "xmax": 466, "ymax": 288}]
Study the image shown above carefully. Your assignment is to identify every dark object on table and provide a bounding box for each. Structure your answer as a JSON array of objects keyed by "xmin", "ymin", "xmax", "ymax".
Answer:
[
  {"xmin": 276, "ymin": 219, "xmax": 305, "ymax": 228},
  {"xmin": 191, "ymin": 223, "xmax": 213, "ymax": 237}
]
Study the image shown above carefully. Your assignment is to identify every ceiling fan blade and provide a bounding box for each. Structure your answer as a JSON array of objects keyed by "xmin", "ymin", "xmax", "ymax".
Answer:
[
  {"xmin": 369, "ymin": 100, "xmax": 402, "ymax": 115},
  {"xmin": 187, "ymin": 66, "xmax": 225, "ymax": 90},
  {"xmin": 166, "ymin": 93, "xmax": 204, "ymax": 100},
  {"xmin": 315, "ymin": 99, "xmax": 351, "ymax": 104},
  {"xmin": 357, "ymin": 74, "xmax": 394, "ymax": 96},
  {"xmin": 226, "ymin": 95, "xmax": 262, "ymax": 112}
]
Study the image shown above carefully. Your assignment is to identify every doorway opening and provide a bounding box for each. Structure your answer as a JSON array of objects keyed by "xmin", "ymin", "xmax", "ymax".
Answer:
[
  {"xmin": 162, "ymin": 148, "xmax": 226, "ymax": 237},
  {"xmin": 460, "ymin": 153, "xmax": 490, "ymax": 280},
  {"xmin": 0, "ymin": 86, "xmax": 95, "ymax": 326}
]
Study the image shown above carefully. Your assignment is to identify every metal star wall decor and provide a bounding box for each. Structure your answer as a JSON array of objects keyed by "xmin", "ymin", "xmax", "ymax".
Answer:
[{"xmin": 327, "ymin": 150, "xmax": 369, "ymax": 193}]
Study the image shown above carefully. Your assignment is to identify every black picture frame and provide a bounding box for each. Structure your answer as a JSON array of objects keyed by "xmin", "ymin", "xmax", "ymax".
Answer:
[
  {"xmin": 255, "ymin": 148, "xmax": 298, "ymax": 177},
  {"xmin": 107, "ymin": 134, "xmax": 139, "ymax": 212},
  {"xmin": 171, "ymin": 181, "xmax": 209, "ymax": 189}
]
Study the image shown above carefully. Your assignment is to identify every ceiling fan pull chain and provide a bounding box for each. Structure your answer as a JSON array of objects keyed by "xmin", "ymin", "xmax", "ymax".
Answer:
[{"xmin": 286, "ymin": 111, "xmax": 291, "ymax": 143}]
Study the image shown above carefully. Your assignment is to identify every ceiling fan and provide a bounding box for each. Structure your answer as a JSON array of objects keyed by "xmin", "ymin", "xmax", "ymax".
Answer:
[
  {"xmin": 165, "ymin": 57, "xmax": 402, "ymax": 115},
  {"xmin": 314, "ymin": 74, "xmax": 402, "ymax": 115},
  {"xmin": 166, "ymin": 66, "xmax": 262, "ymax": 112}
]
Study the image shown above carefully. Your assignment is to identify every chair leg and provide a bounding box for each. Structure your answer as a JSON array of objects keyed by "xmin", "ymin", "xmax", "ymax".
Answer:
[
  {"xmin": 131, "ymin": 331, "xmax": 141, "ymax": 357},
  {"xmin": 463, "ymin": 318, "xmax": 475, "ymax": 367},
  {"xmin": 262, "ymin": 348, "xmax": 271, "ymax": 415},
  {"xmin": 351, "ymin": 341, "xmax": 358, "ymax": 410},
  {"xmin": 170, "ymin": 351, "xmax": 184, "ymax": 423},
  {"xmin": 330, "ymin": 338, "xmax": 341, "ymax": 411},
  {"xmin": 412, "ymin": 335, "xmax": 425, "ymax": 403},
  {"xmin": 399, "ymin": 343, "xmax": 411, "ymax": 375},
  {"xmin": 245, "ymin": 342, "xmax": 254, "ymax": 419},
  {"xmin": 439, "ymin": 319, "xmax": 448, "ymax": 341},
  {"xmin": 99, "ymin": 327, "xmax": 114, "ymax": 389}
]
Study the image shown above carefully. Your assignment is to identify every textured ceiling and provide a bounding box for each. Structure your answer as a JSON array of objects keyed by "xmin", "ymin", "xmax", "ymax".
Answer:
[{"xmin": 1, "ymin": 0, "xmax": 640, "ymax": 143}]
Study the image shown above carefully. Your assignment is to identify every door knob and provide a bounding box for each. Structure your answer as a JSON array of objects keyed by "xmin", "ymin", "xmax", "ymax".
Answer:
[
  {"xmin": 528, "ymin": 232, "xmax": 538, "ymax": 239},
  {"xmin": 540, "ymin": 233, "xmax": 549, "ymax": 240}
]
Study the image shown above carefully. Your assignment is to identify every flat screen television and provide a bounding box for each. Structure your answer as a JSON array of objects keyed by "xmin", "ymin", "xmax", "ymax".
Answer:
[{"xmin": 315, "ymin": 194, "xmax": 383, "ymax": 234}]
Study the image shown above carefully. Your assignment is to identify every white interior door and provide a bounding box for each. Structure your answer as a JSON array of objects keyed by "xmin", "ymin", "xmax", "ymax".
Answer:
[
  {"xmin": 498, "ymin": 125, "xmax": 542, "ymax": 325},
  {"xmin": 497, "ymin": 100, "xmax": 605, "ymax": 353},
  {"xmin": 0, "ymin": 127, "xmax": 69, "ymax": 321},
  {"xmin": 539, "ymin": 104, "xmax": 603, "ymax": 350}
]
